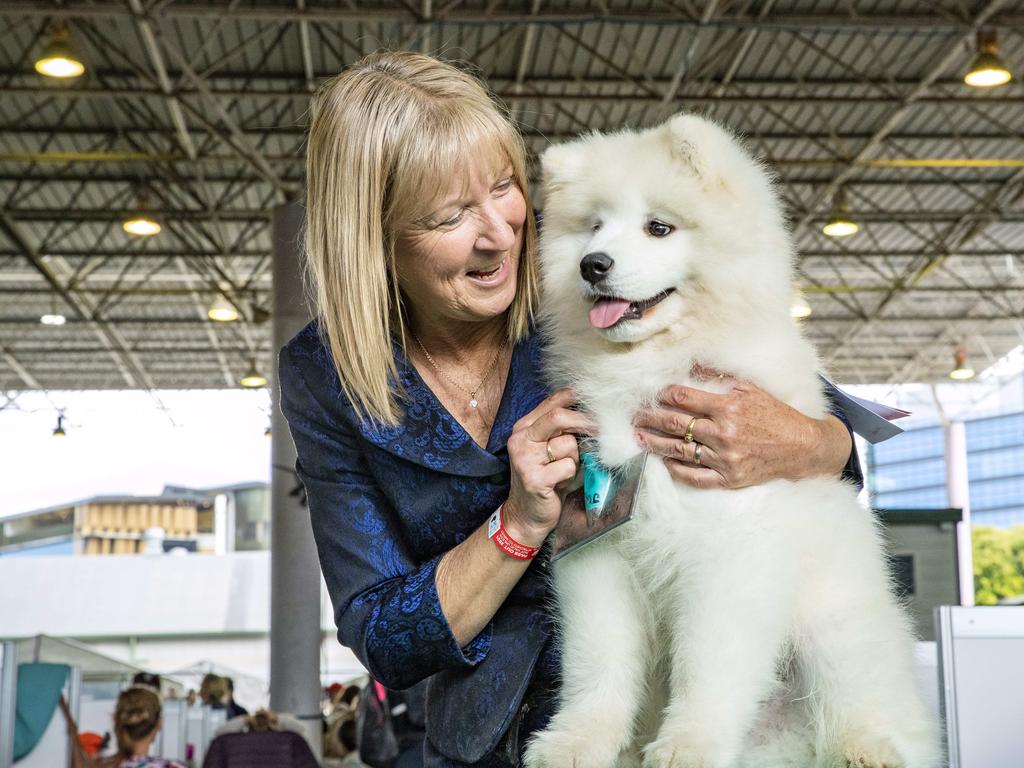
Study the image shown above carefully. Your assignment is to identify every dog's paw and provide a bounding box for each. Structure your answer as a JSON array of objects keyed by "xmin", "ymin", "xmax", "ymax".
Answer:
[
  {"xmin": 524, "ymin": 727, "xmax": 621, "ymax": 768},
  {"xmin": 834, "ymin": 732, "xmax": 904, "ymax": 768},
  {"xmin": 642, "ymin": 733, "xmax": 727, "ymax": 768}
]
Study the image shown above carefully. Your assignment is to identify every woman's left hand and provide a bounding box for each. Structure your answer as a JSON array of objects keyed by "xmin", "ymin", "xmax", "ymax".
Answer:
[{"xmin": 633, "ymin": 375, "xmax": 853, "ymax": 490}]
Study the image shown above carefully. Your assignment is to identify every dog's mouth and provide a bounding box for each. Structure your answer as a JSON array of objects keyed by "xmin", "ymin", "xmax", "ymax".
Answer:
[{"xmin": 589, "ymin": 289, "xmax": 675, "ymax": 329}]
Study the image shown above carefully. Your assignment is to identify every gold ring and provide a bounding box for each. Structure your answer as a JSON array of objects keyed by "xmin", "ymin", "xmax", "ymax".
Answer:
[
  {"xmin": 693, "ymin": 443, "xmax": 703, "ymax": 465},
  {"xmin": 683, "ymin": 416, "xmax": 699, "ymax": 443},
  {"xmin": 546, "ymin": 443, "xmax": 555, "ymax": 464}
]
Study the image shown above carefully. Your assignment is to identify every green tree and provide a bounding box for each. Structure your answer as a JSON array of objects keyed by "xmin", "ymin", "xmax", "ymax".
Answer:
[{"xmin": 973, "ymin": 525, "xmax": 1024, "ymax": 604}]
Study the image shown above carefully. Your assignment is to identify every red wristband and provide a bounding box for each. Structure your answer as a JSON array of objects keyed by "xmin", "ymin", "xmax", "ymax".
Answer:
[{"xmin": 487, "ymin": 506, "xmax": 541, "ymax": 561}]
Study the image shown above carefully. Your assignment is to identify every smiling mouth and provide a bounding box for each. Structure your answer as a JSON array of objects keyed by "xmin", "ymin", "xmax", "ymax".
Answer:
[
  {"xmin": 467, "ymin": 257, "xmax": 506, "ymax": 278},
  {"xmin": 589, "ymin": 289, "xmax": 675, "ymax": 329}
]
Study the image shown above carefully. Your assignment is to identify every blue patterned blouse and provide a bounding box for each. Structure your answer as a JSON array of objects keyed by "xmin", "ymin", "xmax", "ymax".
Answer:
[{"xmin": 278, "ymin": 320, "xmax": 862, "ymax": 767}]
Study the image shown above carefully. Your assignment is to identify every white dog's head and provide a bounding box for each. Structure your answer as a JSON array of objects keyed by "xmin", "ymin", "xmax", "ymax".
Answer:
[{"xmin": 539, "ymin": 114, "xmax": 795, "ymax": 346}]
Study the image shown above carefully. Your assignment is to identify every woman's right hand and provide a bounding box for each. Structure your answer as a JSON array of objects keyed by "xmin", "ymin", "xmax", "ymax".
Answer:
[{"xmin": 502, "ymin": 389, "xmax": 595, "ymax": 547}]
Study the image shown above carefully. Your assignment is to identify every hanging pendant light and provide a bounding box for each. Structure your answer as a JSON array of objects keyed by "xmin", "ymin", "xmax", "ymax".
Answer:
[
  {"xmin": 822, "ymin": 189, "xmax": 859, "ymax": 238},
  {"xmin": 40, "ymin": 293, "xmax": 67, "ymax": 325},
  {"xmin": 207, "ymin": 294, "xmax": 239, "ymax": 322},
  {"xmin": 52, "ymin": 413, "xmax": 67, "ymax": 437},
  {"xmin": 35, "ymin": 22, "xmax": 85, "ymax": 79},
  {"xmin": 123, "ymin": 188, "xmax": 161, "ymax": 237},
  {"xmin": 790, "ymin": 290, "xmax": 812, "ymax": 319},
  {"xmin": 964, "ymin": 30, "xmax": 1013, "ymax": 88},
  {"xmin": 949, "ymin": 347, "xmax": 976, "ymax": 380},
  {"xmin": 240, "ymin": 361, "xmax": 267, "ymax": 388}
]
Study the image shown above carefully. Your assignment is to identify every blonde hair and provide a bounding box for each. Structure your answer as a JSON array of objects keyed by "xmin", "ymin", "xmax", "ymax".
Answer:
[
  {"xmin": 199, "ymin": 673, "xmax": 227, "ymax": 704},
  {"xmin": 113, "ymin": 687, "xmax": 161, "ymax": 757},
  {"xmin": 304, "ymin": 51, "xmax": 539, "ymax": 425}
]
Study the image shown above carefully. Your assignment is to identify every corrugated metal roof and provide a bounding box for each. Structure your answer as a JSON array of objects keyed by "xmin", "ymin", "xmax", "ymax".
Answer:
[{"xmin": 1, "ymin": 0, "xmax": 1022, "ymax": 387}]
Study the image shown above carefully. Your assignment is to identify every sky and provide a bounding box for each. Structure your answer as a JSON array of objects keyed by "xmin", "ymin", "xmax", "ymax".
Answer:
[
  {"xmin": 1, "ymin": 346, "xmax": 1021, "ymax": 520},
  {"xmin": 0, "ymin": 389, "xmax": 272, "ymax": 519}
]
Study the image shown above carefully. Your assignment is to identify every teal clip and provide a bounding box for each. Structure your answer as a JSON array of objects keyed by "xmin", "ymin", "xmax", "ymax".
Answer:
[{"xmin": 582, "ymin": 452, "xmax": 617, "ymax": 526}]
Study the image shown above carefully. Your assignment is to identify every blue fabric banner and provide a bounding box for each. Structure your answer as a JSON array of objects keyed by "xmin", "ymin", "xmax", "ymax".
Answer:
[{"xmin": 14, "ymin": 662, "xmax": 69, "ymax": 761}]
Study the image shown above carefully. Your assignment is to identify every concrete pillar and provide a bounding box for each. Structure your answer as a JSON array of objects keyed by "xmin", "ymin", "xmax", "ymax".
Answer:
[
  {"xmin": 944, "ymin": 421, "xmax": 974, "ymax": 607},
  {"xmin": 269, "ymin": 200, "xmax": 321, "ymax": 753}
]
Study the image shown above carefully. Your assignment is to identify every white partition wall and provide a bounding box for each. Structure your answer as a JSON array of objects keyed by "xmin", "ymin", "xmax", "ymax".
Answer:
[
  {"xmin": 185, "ymin": 705, "xmax": 227, "ymax": 766},
  {"xmin": 936, "ymin": 606, "xmax": 1024, "ymax": 768},
  {"xmin": 157, "ymin": 699, "xmax": 188, "ymax": 760}
]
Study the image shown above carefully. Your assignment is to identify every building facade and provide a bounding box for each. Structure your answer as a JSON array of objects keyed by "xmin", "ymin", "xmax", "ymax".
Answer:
[{"xmin": 869, "ymin": 412, "xmax": 1024, "ymax": 528}]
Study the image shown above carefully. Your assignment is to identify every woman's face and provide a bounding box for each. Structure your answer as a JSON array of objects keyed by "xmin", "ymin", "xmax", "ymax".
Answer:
[{"xmin": 394, "ymin": 159, "xmax": 527, "ymax": 333}]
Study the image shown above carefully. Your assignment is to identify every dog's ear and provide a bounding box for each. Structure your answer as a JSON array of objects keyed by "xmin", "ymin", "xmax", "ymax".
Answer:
[
  {"xmin": 540, "ymin": 142, "xmax": 586, "ymax": 190},
  {"xmin": 665, "ymin": 114, "xmax": 753, "ymax": 196}
]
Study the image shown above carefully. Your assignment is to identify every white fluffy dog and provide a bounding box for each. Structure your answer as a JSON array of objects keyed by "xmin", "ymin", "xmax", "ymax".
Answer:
[{"xmin": 525, "ymin": 115, "xmax": 938, "ymax": 768}]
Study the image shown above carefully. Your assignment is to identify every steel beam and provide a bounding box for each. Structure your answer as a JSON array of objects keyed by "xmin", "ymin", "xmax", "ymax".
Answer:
[
  {"xmin": 0, "ymin": 3, "xmax": 1021, "ymax": 30},
  {"xmin": 0, "ymin": 346, "xmax": 40, "ymax": 388},
  {"xmin": 126, "ymin": 0, "xmax": 197, "ymax": 161},
  {"xmin": 0, "ymin": 211, "xmax": 156, "ymax": 387},
  {"xmin": 7, "ymin": 207, "xmax": 1024, "ymax": 224}
]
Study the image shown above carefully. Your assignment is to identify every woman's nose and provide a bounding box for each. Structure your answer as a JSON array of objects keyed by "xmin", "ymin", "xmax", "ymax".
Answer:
[{"xmin": 475, "ymin": 203, "xmax": 516, "ymax": 252}]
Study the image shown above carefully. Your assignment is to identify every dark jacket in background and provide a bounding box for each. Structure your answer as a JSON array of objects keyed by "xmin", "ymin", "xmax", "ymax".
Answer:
[{"xmin": 201, "ymin": 731, "xmax": 319, "ymax": 768}]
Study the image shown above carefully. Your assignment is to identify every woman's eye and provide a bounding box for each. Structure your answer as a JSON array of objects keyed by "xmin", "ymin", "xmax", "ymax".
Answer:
[
  {"xmin": 438, "ymin": 210, "xmax": 464, "ymax": 227},
  {"xmin": 493, "ymin": 177, "xmax": 514, "ymax": 193},
  {"xmin": 647, "ymin": 220, "xmax": 674, "ymax": 237}
]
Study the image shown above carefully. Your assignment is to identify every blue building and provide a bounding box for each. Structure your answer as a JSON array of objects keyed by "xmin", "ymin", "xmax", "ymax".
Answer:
[{"xmin": 869, "ymin": 412, "xmax": 1024, "ymax": 528}]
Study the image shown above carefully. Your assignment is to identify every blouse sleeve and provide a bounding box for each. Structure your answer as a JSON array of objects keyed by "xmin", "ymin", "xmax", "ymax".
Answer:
[
  {"xmin": 278, "ymin": 345, "xmax": 491, "ymax": 690},
  {"xmin": 822, "ymin": 388, "xmax": 864, "ymax": 492}
]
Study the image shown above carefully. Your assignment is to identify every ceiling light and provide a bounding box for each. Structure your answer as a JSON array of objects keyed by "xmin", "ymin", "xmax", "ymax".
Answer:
[
  {"xmin": 40, "ymin": 313, "xmax": 66, "ymax": 326},
  {"xmin": 822, "ymin": 189, "xmax": 858, "ymax": 238},
  {"xmin": 207, "ymin": 295, "xmax": 239, "ymax": 323},
  {"xmin": 122, "ymin": 216, "xmax": 161, "ymax": 237},
  {"xmin": 822, "ymin": 218, "xmax": 859, "ymax": 237},
  {"xmin": 790, "ymin": 291, "xmax": 812, "ymax": 319},
  {"xmin": 35, "ymin": 22, "xmax": 85, "ymax": 79},
  {"xmin": 964, "ymin": 30, "xmax": 1012, "ymax": 88},
  {"xmin": 123, "ymin": 188, "xmax": 161, "ymax": 237},
  {"xmin": 949, "ymin": 347, "xmax": 975, "ymax": 380},
  {"xmin": 240, "ymin": 362, "xmax": 267, "ymax": 388},
  {"xmin": 52, "ymin": 414, "xmax": 67, "ymax": 438}
]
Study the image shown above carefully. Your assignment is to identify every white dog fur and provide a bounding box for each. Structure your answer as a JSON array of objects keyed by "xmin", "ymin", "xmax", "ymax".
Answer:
[{"xmin": 524, "ymin": 115, "xmax": 939, "ymax": 768}]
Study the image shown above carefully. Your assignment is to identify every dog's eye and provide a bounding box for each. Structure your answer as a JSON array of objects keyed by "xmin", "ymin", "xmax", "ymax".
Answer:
[
  {"xmin": 647, "ymin": 220, "xmax": 674, "ymax": 238},
  {"xmin": 592, "ymin": 221, "xmax": 602, "ymax": 232}
]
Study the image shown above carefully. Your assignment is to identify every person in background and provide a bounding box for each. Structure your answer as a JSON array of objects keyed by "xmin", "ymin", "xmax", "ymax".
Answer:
[
  {"xmin": 338, "ymin": 719, "xmax": 366, "ymax": 767},
  {"xmin": 222, "ymin": 677, "xmax": 248, "ymax": 719},
  {"xmin": 131, "ymin": 672, "xmax": 161, "ymax": 697},
  {"xmin": 110, "ymin": 687, "xmax": 186, "ymax": 768},
  {"xmin": 198, "ymin": 674, "xmax": 227, "ymax": 710}
]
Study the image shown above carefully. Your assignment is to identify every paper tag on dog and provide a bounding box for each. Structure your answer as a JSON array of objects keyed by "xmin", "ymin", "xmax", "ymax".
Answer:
[{"xmin": 551, "ymin": 453, "xmax": 647, "ymax": 561}]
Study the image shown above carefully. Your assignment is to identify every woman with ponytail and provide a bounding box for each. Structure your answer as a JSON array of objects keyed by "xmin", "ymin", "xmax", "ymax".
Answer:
[{"xmin": 110, "ymin": 687, "xmax": 185, "ymax": 768}]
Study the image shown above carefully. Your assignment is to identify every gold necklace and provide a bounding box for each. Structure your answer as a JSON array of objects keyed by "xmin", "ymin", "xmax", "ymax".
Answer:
[{"xmin": 411, "ymin": 331, "xmax": 507, "ymax": 410}]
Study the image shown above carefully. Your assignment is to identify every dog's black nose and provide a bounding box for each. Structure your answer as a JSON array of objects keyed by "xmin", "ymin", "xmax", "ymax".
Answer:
[{"xmin": 580, "ymin": 252, "xmax": 614, "ymax": 284}]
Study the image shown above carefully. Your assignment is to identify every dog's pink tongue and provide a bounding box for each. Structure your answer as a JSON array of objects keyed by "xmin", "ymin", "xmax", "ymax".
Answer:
[{"xmin": 589, "ymin": 298, "xmax": 631, "ymax": 329}]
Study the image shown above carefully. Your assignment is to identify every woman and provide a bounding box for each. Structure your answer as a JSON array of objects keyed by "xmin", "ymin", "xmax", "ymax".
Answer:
[
  {"xmin": 280, "ymin": 51, "xmax": 860, "ymax": 767},
  {"xmin": 108, "ymin": 687, "xmax": 186, "ymax": 768},
  {"xmin": 198, "ymin": 673, "xmax": 227, "ymax": 710}
]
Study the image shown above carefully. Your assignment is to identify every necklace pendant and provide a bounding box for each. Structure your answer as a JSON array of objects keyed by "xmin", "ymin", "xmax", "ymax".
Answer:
[{"xmin": 469, "ymin": 398, "xmax": 478, "ymax": 409}]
